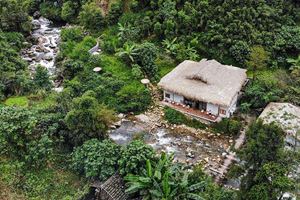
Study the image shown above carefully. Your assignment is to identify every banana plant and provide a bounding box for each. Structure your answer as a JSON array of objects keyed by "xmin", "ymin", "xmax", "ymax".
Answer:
[
  {"xmin": 125, "ymin": 152, "xmax": 206, "ymax": 200},
  {"xmin": 125, "ymin": 153, "xmax": 177, "ymax": 200},
  {"xmin": 115, "ymin": 42, "xmax": 138, "ymax": 64},
  {"xmin": 175, "ymin": 173, "xmax": 207, "ymax": 200}
]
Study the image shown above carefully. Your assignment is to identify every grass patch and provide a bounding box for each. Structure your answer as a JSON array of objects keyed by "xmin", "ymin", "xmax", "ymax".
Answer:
[
  {"xmin": 30, "ymin": 93, "xmax": 57, "ymax": 109},
  {"xmin": 164, "ymin": 107, "xmax": 207, "ymax": 129},
  {"xmin": 4, "ymin": 96, "xmax": 29, "ymax": 107},
  {"xmin": 100, "ymin": 54, "xmax": 133, "ymax": 81},
  {"xmin": 0, "ymin": 157, "xmax": 89, "ymax": 200}
]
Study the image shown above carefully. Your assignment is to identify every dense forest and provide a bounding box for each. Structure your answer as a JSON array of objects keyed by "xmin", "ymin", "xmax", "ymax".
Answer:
[{"xmin": 0, "ymin": 0, "xmax": 299, "ymax": 199}]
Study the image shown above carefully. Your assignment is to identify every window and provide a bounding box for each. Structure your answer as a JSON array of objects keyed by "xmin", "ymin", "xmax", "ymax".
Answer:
[
  {"xmin": 165, "ymin": 93, "xmax": 171, "ymax": 98},
  {"xmin": 220, "ymin": 109, "xmax": 226, "ymax": 115}
]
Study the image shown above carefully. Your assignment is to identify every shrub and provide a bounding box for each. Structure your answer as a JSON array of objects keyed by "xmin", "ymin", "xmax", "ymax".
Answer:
[
  {"xmin": 134, "ymin": 42, "xmax": 158, "ymax": 80},
  {"xmin": 164, "ymin": 108, "xmax": 207, "ymax": 129},
  {"xmin": 116, "ymin": 82, "xmax": 151, "ymax": 113},
  {"xmin": 107, "ymin": 3, "xmax": 123, "ymax": 25},
  {"xmin": 33, "ymin": 65, "xmax": 52, "ymax": 91},
  {"xmin": 79, "ymin": 2, "xmax": 106, "ymax": 31},
  {"xmin": 60, "ymin": 59, "xmax": 84, "ymax": 80},
  {"xmin": 61, "ymin": 27, "xmax": 84, "ymax": 43},
  {"xmin": 61, "ymin": 1, "xmax": 76, "ymax": 22},
  {"xmin": 213, "ymin": 118, "xmax": 242, "ymax": 136},
  {"xmin": 39, "ymin": 2, "xmax": 62, "ymax": 21},
  {"xmin": 71, "ymin": 139, "xmax": 121, "ymax": 180},
  {"xmin": 0, "ymin": 107, "xmax": 54, "ymax": 168},
  {"xmin": 64, "ymin": 91, "xmax": 116, "ymax": 146},
  {"xmin": 131, "ymin": 64, "xmax": 144, "ymax": 80},
  {"xmin": 0, "ymin": 0, "xmax": 32, "ymax": 33},
  {"xmin": 229, "ymin": 41, "xmax": 250, "ymax": 65},
  {"xmin": 69, "ymin": 36, "xmax": 96, "ymax": 62},
  {"xmin": 164, "ymin": 107, "xmax": 186, "ymax": 124},
  {"xmin": 118, "ymin": 140, "xmax": 155, "ymax": 176},
  {"xmin": 25, "ymin": 134, "xmax": 54, "ymax": 168}
]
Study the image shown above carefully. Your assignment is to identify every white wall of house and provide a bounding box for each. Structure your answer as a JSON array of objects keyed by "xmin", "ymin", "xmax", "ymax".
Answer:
[
  {"xmin": 207, "ymin": 103, "xmax": 219, "ymax": 116},
  {"xmin": 163, "ymin": 90, "xmax": 184, "ymax": 104},
  {"xmin": 219, "ymin": 106, "xmax": 229, "ymax": 118},
  {"xmin": 174, "ymin": 93, "xmax": 184, "ymax": 103},
  {"xmin": 228, "ymin": 93, "xmax": 238, "ymax": 115},
  {"xmin": 219, "ymin": 93, "xmax": 239, "ymax": 118},
  {"xmin": 163, "ymin": 90, "xmax": 240, "ymax": 120}
]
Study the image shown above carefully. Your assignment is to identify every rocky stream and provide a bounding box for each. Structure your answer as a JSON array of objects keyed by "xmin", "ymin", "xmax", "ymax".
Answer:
[{"xmin": 21, "ymin": 17, "xmax": 63, "ymax": 91}]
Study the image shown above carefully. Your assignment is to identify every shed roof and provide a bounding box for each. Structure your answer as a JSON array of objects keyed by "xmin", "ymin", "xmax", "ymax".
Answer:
[
  {"xmin": 158, "ymin": 59, "xmax": 247, "ymax": 107},
  {"xmin": 98, "ymin": 174, "xmax": 128, "ymax": 200}
]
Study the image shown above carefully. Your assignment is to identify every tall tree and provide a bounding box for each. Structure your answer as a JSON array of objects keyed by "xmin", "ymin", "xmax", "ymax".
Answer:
[
  {"xmin": 64, "ymin": 91, "xmax": 116, "ymax": 146},
  {"xmin": 33, "ymin": 65, "xmax": 52, "ymax": 91},
  {"xmin": 239, "ymin": 120, "xmax": 294, "ymax": 200},
  {"xmin": 246, "ymin": 46, "xmax": 270, "ymax": 81}
]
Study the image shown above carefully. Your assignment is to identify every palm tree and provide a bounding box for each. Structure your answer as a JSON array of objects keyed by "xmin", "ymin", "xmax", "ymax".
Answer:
[
  {"xmin": 162, "ymin": 37, "xmax": 179, "ymax": 56},
  {"xmin": 115, "ymin": 42, "xmax": 138, "ymax": 64}
]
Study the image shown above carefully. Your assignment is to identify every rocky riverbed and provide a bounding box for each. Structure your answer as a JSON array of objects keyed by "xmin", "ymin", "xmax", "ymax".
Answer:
[
  {"xmin": 21, "ymin": 17, "xmax": 62, "ymax": 90},
  {"xmin": 109, "ymin": 105, "xmax": 234, "ymax": 179}
]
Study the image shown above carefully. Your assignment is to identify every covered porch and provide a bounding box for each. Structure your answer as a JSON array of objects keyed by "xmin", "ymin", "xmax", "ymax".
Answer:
[{"xmin": 161, "ymin": 99, "xmax": 220, "ymax": 122}]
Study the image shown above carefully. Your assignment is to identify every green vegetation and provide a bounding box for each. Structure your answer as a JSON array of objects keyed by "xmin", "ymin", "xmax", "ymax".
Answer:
[
  {"xmin": 125, "ymin": 153, "xmax": 235, "ymax": 200},
  {"xmin": 64, "ymin": 91, "xmax": 116, "ymax": 146},
  {"xmin": 71, "ymin": 139, "xmax": 121, "ymax": 180},
  {"xmin": 212, "ymin": 118, "xmax": 243, "ymax": 136},
  {"xmin": 1, "ymin": 0, "xmax": 300, "ymax": 199},
  {"xmin": 164, "ymin": 107, "xmax": 207, "ymax": 129},
  {"xmin": 118, "ymin": 140, "xmax": 155, "ymax": 176},
  {"xmin": 0, "ymin": 157, "xmax": 88, "ymax": 200},
  {"xmin": 4, "ymin": 96, "xmax": 29, "ymax": 107},
  {"xmin": 238, "ymin": 120, "xmax": 295, "ymax": 200}
]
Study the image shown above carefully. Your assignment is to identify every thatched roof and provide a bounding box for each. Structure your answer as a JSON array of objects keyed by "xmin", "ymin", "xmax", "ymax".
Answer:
[
  {"xmin": 259, "ymin": 102, "xmax": 300, "ymax": 136},
  {"xmin": 158, "ymin": 59, "xmax": 247, "ymax": 107}
]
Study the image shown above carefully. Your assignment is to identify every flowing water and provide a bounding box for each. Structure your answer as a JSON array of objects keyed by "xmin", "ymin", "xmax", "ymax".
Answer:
[
  {"xmin": 21, "ymin": 17, "xmax": 62, "ymax": 91},
  {"xmin": 109, "ymin": 121, "xmax": 227, "ymax": 165}
]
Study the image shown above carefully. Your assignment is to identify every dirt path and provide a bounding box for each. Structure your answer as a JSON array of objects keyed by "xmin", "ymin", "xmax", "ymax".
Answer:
[{"xmin": 214, "ymin": 128, "xmax": 246, "ymax": 183}]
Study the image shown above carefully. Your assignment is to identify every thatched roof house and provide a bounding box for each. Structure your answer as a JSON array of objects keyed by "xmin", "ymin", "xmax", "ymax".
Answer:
[{"xmin": 158, "ymin": 59, "xmax": 247, "ymax": 121}]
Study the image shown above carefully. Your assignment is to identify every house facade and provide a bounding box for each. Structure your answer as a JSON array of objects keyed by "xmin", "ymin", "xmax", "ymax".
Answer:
[{"xmin": 158, "ymin": 59, "xmax": 248, "ymax": 122}]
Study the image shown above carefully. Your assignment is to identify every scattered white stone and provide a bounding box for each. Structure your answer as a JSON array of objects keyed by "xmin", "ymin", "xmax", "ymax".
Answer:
[
  {"xmin": 93, "ymin": 67, "xmax": 102, "ymax": 72},
  {"xmin": 141, "ymin": 79, "xmax": 150, "ymax": 84},
  {"xmin": 118, "ymin": 113, "xmax": 125, "ymax": 119}
]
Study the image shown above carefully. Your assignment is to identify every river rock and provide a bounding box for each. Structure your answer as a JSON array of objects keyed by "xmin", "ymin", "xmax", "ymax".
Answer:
[
  {"xmin": 187, "ymin": 152, "xmax": 195, "ymax": 158},
  {"xmin": 114, "ymin": 120, "xmax": 122, "ymax": 127},
  {"xmin": 32, "ymin": 20, "xmax": 41, "ymax": 30},
  {"xmin": 33, "ymin": 11, "xmax": 41, "ymax": 19},
  {"xmin": 118, "ymin": 113, "xmax": 125, "ymax": 119},
  {"xmin": 44, "ymin": 53, "xmax": 53, "ymax": 61},
  {"xmin": 110, "ymin": 125, "xmax": 117, "ymax": 129},
  {"xmin": 23, "ymin": 57, "xmax": 33, "ymax": 62}
]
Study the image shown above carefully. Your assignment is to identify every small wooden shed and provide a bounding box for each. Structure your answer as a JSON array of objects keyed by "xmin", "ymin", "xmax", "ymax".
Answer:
[{"xmin": 92, "ymin": 174, "xmax": 128, "ymax": 200}]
